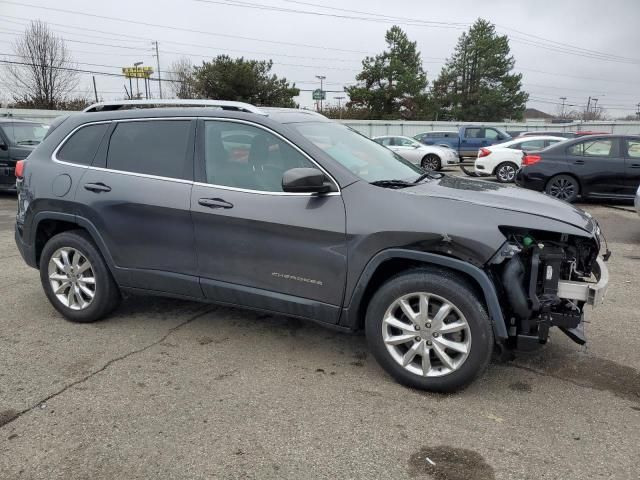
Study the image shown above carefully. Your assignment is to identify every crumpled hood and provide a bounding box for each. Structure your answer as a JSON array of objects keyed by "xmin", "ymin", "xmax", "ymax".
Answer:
[{"xmin": 407, "ymin": 175, "xmax": 595, "ymax": 233}]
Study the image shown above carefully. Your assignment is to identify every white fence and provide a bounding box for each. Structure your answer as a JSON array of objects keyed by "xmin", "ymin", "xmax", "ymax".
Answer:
[{"xmin": 3, "ymin": 108, "xmax": 640, "ymax": 136}]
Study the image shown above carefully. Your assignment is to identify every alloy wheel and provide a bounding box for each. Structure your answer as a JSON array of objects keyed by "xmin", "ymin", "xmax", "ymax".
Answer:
[
  {"xmin": 381, "ymin": 292, "xmax": 472, "ymax": 377},
  {"xmin": 48, "ymin": 247, "xmax": 96, "ymax": 310},
  {"xmin": 549, "ymin": 177, "xmax": 576, "ymax": 200},
  {"xmin": 497, "ymin": 164, "xmax": 516, "ymax": 182},
  {"xmin": 422, "ymin": 155, "xmax": 440, "ymax": 171}
]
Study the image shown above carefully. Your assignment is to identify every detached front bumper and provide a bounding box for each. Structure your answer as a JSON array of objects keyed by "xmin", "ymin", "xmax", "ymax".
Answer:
[{"xmin": 557, "ymin": 257, "xmax": 609, "ymax": 306}]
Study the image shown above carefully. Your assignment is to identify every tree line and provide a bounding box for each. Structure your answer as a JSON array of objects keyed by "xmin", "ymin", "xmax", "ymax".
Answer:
[{"xmin": 2, "ymin": 19, "xmax": 530, "ymax": 121}]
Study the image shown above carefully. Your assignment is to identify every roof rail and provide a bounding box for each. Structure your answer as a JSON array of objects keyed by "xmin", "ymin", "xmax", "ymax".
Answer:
[{"xmin": 83, "ymin": 99, "xmax": 266, "ymax": 115}]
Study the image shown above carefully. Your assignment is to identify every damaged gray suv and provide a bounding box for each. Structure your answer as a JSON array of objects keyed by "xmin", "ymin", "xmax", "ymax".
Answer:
[{"xmin": 15, "ymin": 100, "xmax": 609, "ymax": 392}]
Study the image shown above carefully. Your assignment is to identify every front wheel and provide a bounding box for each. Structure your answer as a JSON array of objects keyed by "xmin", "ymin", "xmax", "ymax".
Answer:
[
  {"xmin": 495, "ymin": 162, "xmax": 518, "ymax": 183},
  {"xmin": 39, "ymin": 230, "xmax": 121, "ymax": 323},
  {"xmin": 421, "ymin": 154, "xmax": 441, "ymax": 171},
  {"xmin": 365, "ymin": 268, "xmax": 493, "ymax": 392},
  {"xmin": 545, "ymin": 174, "xmax": 579, "ymax": 202}
]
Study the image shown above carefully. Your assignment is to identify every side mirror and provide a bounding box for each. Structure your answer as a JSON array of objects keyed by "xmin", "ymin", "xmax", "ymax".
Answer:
[
  {"xmin": 0, "ymin": 141, "xmax": 7, "ymax": 151},
  {"xmin": 496, "ymin": 135, "xmax": 505, "ymax": 141},
  {"xmin": 412, "ymin": 144, "xmax": 420, "ymax": 148},
  {"xmin": 282, "ymin": 168, "xmax": 332, "ymax": 194}
]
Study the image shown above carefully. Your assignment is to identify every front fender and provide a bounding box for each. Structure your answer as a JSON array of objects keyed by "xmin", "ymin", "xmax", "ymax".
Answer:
[{"xmin": 339, "ymin": 248, "xmax": 508, "ymax": 341}]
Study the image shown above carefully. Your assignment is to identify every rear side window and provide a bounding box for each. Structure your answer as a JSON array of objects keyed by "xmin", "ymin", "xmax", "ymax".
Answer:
[
  {"xmin": 57, "ymin": 123, "xmax": 109, "ymax": 165},
  {"xmin": 465, "ymin": 128, "xmax": 483, "ymax": 138},
  {"xmin": 106, "ymin": 120, "xmax": 192, "ymax": 179},
  {"xmin": 568, "ymin": 139, "xmax": 614, "ymax": 157}
]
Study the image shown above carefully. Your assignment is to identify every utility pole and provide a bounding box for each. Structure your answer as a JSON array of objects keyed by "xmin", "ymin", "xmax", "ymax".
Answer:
[
  {"xmin": 335, "ymin": 95, "xmax": 345, "ymax": 119},
  {"xmin": 559, "ymin": 96, "xmax": 567, "ymax": 118},
  {"xmin": 134, "ymin": 61, "xmax": 143, "ymax": 99},
  {"xmin": 153, "ymin": 41, "xmax": 163, "ymax": 99},
  {"xmin": 636, "ymin": 102, "xmax": 640, "ymax": 120},
  {"xmin": 592, "ymin": 97, "xmax": 599, "ymax": 117},
  {"xmin": 92, "ymin": 76, "xmax": 99, "ymax": 103},
  {"xmin": 315, "ymin": 75, "xmax": 326, "ymax": 112},
  {"xmin": 585, "ymin": 96, "xmax": 591, "ymax": 120}
]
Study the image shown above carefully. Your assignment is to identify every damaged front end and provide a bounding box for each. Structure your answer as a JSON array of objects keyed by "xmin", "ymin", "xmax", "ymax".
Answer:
[{"xmin": 490, "ymin": 226, "xmax": 609, "ymax": 349}]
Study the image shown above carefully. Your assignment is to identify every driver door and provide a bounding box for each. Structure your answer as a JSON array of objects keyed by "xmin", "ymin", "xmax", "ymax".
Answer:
[{"xmin": 191, "ymin": 118, "xmax": 347, "ymax": 324}]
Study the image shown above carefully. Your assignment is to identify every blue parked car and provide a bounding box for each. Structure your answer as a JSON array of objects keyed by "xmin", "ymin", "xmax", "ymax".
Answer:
[{"xmin": 414, "ymin": 126, "xmax": 512, "ymax": 159}]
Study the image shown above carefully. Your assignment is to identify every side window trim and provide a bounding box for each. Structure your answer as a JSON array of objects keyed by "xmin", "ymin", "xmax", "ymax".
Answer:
[
  {"xmin": 194, "ymin": 117, "xmax": 340, "ymax": 195},
  {"xmin": 51, "ymin": 121, "xmax": 112, "ymax": 167}
]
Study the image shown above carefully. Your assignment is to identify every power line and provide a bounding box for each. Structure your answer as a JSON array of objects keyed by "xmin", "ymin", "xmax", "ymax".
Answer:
[{"xmin": 0, "ymin": 0, "xmax": 372, "ymax": 54}]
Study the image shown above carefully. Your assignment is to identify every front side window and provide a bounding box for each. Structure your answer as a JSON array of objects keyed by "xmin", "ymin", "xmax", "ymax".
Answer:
[
  {"xmin": 57, "ymin": 123, "xmax": 109, "ymax": 165},
  {"xmin": 292, "ymin": 122, "xmax": 422, "ymax": 183},
  {"xmin": 203, "ymin": 121, "xmax": 315, "ymax": 192},
  {"xmin": 485, "ymin": 128, "xmax": 500, "ymax": 140},
  {"xmin": 106, "ymin": 120, "xmax": 192, "ymax": 179},
  {"xmin": 568, "ymin": 139, "xmax": 614, "ymax": 158},
  {"xmin": 376, "ymin": 137, "xmax": 393, "ymax": 146},
  {"xmin": 625, "ymin": 140, "xmax": 640, "ymax": 158},
  {"xmin": 395, "ymin": 137, "xmax": 416, "ymax": 147}
]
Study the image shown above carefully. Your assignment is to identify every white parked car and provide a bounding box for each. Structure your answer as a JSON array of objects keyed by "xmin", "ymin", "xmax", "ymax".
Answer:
[
  {"xmin": 474, "ymin": 136, "xmax": 566, "ymax": 183},
  {"xmin": 635, "ymin": 185, "xmax": 640, "ymax": 218},
  {"xmin": 372, "ymin": 135, "xmax": 458, "ymax": 171}
]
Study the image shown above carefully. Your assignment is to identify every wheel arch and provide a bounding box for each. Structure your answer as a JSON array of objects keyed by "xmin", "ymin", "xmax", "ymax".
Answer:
[
  {"xmin": 31, "ymin": 212, "xmax": 116, "ymax": 271},
  {"xmin": 339, "ymin": 249, "xmax": 508, "ymax": 341},
  {"xmin": 491, "ymin": 160, "xmax": 519, "ymax": 175}
]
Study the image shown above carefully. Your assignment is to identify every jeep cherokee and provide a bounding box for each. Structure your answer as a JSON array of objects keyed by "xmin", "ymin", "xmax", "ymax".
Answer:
[{"xmin": 14, "ymin": 100, "xmax": 609, "ymax": 392}]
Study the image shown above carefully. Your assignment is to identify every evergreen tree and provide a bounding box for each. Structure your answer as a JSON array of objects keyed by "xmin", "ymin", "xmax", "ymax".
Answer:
[
  {"xmin": 192, "ymin": 55, "xmax": 299, "ymax": 107},
  {"xmin": 430, "ymin": 19, "xmax": 528, "ymax": 121},
  {"xmin": 346, "ymin": 26, "xmax": 428, "ymax": 119}
]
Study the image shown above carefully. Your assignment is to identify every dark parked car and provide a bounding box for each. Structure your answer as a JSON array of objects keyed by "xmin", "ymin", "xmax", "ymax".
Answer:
[
  {"xmin": 15, "ymin": 100, "xmax": 609, "ymax": 392},
  {"xmin": 516, "ymin": 134, "xmax": 640, "ymax": 203},
  {"xmin": 0, "ymin": 119, "xmax": 48, "ymax": 190}
]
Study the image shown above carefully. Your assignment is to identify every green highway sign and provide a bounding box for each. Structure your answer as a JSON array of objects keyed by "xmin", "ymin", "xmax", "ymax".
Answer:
[{"xmin": 312, "ymin": 89, "xmax": 326, "ymax": 101}]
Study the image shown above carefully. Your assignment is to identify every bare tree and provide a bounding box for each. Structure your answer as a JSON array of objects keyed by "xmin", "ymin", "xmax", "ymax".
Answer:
[
  {"xmin": 168, "ymin": 57, "xmax": 196, "ymax": 99},
  {"xmin": 3, "ymin": 20, "xmax": 79, "ymax": 109}
]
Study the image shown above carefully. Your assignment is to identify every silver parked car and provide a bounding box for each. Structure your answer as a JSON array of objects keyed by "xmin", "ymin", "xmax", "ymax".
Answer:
[
  {"xmin": 372, "ymin": 135, "xmax": 458, "ymax": 171},
  {"xmin": 635, "ymin": 185, "xmax": 640, "ymax": 217}
]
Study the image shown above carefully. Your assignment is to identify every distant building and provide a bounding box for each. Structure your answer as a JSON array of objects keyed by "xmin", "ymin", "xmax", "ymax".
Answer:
[{"xmin": 523, "ymin": 108, "xmax": 554, "ymax": 120}]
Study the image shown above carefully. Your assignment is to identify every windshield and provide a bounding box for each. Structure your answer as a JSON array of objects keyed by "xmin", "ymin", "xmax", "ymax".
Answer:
[
  {"xmin": 1, "ymin": 123, "xmax": 48, "ymax": 146},
  {"xmin": 292, "ymin": 122, "xmax": 422, "ymax": 182}
]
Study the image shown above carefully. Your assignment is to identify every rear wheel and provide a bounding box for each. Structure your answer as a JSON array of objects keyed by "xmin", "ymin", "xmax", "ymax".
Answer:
[
  {"xmin": 421, "ymin": 154, "xmax": 441, "ymax": 171},
  {"xmin": 495, "ymin": 162, "xmax": 518, "ymax": 183},
  {"xmin": 545, "ymin": 174, "xmax": 579, "ymax": 202},
  {"xmin": 365, "ymin": 268, "xmax": 493, "ymax": 392},
  {"xmin": 39, "ymin": 230, "xmax": 121, "ymax": 323}
]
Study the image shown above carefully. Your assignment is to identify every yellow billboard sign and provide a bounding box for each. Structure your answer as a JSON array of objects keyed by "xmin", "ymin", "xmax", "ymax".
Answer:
[{"xmin": 122, "ymin": 66, "xmax": 154, "ymax": 79}]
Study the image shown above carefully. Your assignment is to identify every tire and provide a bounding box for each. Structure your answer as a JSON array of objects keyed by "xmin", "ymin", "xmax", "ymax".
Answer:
[
  {"xmin": 495, "ymin": 162, "xmax": 518, "ymax": 183},
  {"xmin": 39, "ymin": 230, "xmax": 121, "ymax": 323},
  {"xmin": 365, "ymin": 268, "xmax": 493, "ymax": 392},
  {"xmin": 421, "ymin": 154, "xmax": 441, "ymax": 171},
  {"xmin": 545, "ymin": 174, "xmax": 579, "ymax": 203}
]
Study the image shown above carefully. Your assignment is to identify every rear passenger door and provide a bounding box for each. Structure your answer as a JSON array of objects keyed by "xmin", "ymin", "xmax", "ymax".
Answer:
[
  {"xmin": 566, "ymin": 138, "xmax": 626, "ymax": 197},
  {"xmin": 623, "ymin": 138, "xmax": 640, "ymax": 195},
  {"xmin": 75, "ymin": 118, "xmax": 201, "ymax": 297},
  {"xmin": 460, "ymin": 127, "xmax": 484, "ymax": 156},
  {"xmin": 191, "ymin": 118, "xmax": 347, "ymax": 323}
]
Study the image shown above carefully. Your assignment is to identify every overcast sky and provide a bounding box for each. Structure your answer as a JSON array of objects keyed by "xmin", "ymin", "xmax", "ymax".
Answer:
[{"xmin": 1, "ymin": 0, "xmax": 639, "ymax": 118}]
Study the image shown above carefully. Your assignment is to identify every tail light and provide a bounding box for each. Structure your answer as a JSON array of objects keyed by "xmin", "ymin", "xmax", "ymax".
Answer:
[
  {"xmin": 522, "ymin": 155, "xmax": 541, "ymax": 166},
  {"xmin": 15, "ymin": 160, "xmax": 25, "ymax": 179},
  {"xmin": 478, "ymin": 147, "xmax": 491, "ymax": 158}
]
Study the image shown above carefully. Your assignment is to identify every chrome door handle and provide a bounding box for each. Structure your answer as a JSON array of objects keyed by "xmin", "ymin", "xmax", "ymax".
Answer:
[
  {"xmin": 84, "ymin": 182, "xmax": 111, "ymax": 193},
  {"xmin": 198, "ymin": 198, "xmax": 234, "ymax": 209}
]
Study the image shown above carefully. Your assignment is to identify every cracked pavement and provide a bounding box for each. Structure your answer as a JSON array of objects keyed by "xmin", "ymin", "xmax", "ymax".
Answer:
[{"xmin": 0, "ymin": 183, "xmax": 639, "ymax": 479}]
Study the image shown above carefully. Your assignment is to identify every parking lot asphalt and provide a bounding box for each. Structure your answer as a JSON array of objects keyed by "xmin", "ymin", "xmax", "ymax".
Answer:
[{"xmin": 0, "ymin": 176, "xmax": 639, "ymax": 480}]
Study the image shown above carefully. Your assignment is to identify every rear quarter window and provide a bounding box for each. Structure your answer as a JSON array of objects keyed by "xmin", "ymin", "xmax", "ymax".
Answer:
[{"xmin": 56, "ymin": 123, "xmax": 110, "ymax": 165}]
